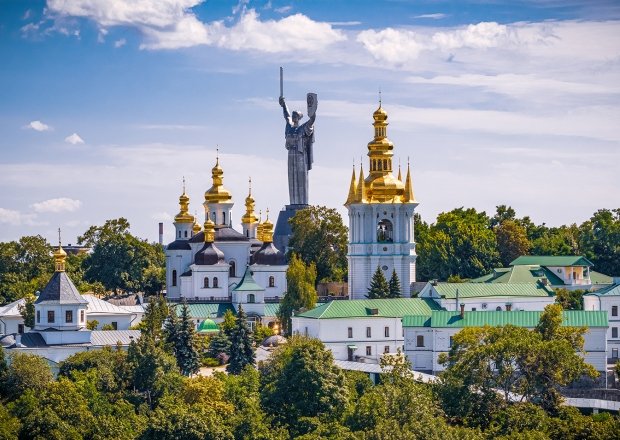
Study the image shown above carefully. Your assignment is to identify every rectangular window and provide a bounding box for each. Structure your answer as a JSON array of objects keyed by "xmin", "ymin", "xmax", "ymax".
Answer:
[
  {"xmin": 47, "ymin": 310, "xmax": 55, "ymax": 323},
  {"xmin": 36, "ymin": 310, "xmax": 40, "ymax": 324},
  {"xmin": 304, "ymin": 327, "xmax": 308, "ymax": 337},
  {"xmin": 112, "ymin": 321, "xmax": 118, "ymax": 330},
  {"xmin": 18, "ymin": 324, "xmax": 24, "ymax": 334},
  {"xmin": 80, "ymin": 310, "xmax": 85, "ymax": 322},
  {"xmin": 384, "ymin": 326, "xmax": 390, "ymax": 337},
  {"xmin": 449, "ymin": 336, "xmax": 454, "ymax": 348},
  {"xmin": 384, "ymin": 345, "xmax": 390, "ymax": 354},
  {"xmin": 416, "ymin": 335, "xmax": 424, "ymax": 347},
  {"xmin": 366, "ymin": 346, "xmax": 372, "ymax": 356},
  {"xmin": 613, "ymin": 327, "xmax": 618, "ymax": 339},
  {"xmin": 366, "ymin": 327, "xmax": 371, "ymax": 338},
  {"xmin": 612, "ymin": 348, "xmax": 619, "ymax": 359},
  {"xmin": 347, "ymin": 327, "xmax": 353, "ymax": 338},
  {"xmin": 612, "ymin": 306, "xmax": 618, "ymax": 317},
  {"xmin": 66, "ymin": 310, "xmax": 73, "ymax": 323}
]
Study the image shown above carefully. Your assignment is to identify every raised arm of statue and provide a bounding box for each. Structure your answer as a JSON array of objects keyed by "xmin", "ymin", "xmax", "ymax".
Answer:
[{"xmin": 279, "ymin": 96, "xmax": 292, "ymax": 124}]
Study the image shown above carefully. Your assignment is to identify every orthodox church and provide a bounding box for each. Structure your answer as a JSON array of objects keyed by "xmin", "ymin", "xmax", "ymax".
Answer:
[
  {"xmin": 165, "ymin": 158, "xmax": 288, "ymax": 322},
  {"xmin": 344, "ymin": 103, "xmax": 418, "ymax": 299}
]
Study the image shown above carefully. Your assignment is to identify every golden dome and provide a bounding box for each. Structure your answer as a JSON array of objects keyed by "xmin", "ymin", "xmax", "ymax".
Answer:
[
  {"xmin": 174, "ymin": 178, "xmax": 195, "ymax": 224},
  {"xmin": 192, "ymin": 217, "xmax": 202, "ymax": 235},
  {"xmin": 262, "ymin": 210, "xmax": 274, "ymax": 243},
  {"xmin": 205, "ymin": 156, "xmax": 233, "ymax": 204},
  {"xmin": 373, "ymin": 105, "xmax": 388, "ymax": 122},
  {"xmin": 203, "ymin": 218, "xmax": 216, "ymax": 243},
  {"xmin": 241, "ymin": 178, "xmax": 258, "ymax": 224},
  {"xmin": 53, "ymin": 229, "xmax": 67, "ymax": 272}
]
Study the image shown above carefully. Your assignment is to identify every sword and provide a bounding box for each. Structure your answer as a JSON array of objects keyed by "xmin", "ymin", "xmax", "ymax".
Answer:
[{"xmin": 279, "ymin": 66, "xmax": 284, "ymax": 99}]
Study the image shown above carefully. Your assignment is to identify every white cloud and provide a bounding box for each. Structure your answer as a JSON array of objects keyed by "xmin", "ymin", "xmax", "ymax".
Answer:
[
  {"xmin": 413, "ymin": 13, "xmax": 447, "ymax": 20},
  {"xmin": 274, "ymin": 5, "xmax": 292, "ymax": 14},
  {"xmin": 31, "ymin": 197, "xmax": 82, "ymax": 213},
  {"xmin": 0, "ymin": 208, "xmax": 40, "ymax": 226},
  {"xmin": 24, "ymin": 120, "xmax": 51, "ymax": 131},
  {"xmin": 357, "ymin": 28, "xmax": 425, "ymax": 63},
  {"xmin": 46, "ymin": 1, "xmax": 345, "ymax": 52},
  {"xmin": 432, "ymin": 22, "xmax": 507, "ymax": 50},
  {"xmin": 114, "ymin": 38, "xmax": 126, "ymax": 48},
  {"xmin": 65, "ymin": 133, "xmax": 85, "ymax": 144}
]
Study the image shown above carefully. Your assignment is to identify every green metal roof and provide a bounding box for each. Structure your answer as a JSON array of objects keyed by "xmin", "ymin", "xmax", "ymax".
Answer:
[
  {"xmin": 197, "ymin": 318, "xmax": 219, "ymax": 333},
  {"xmin": 296, "ymin": 298, "xmax": 441, "ymax": 319},
  {"xmin": 174, "ymin": 302, "xmax": 235, "ymax": 319},
  {"xmin": 585, "ymin": 283, "xmax": 620, "ymax": 297},
  {"xmin": 264, "ymin": 303, "xmax": 280, "ymax": 317},
  {"xmin": 471, "ymin": 265, "xmax": 564, "ymax": 286},
  {"xmin": 432, "ymin": 282, "xmax": 554, "ymax": 299},
  {"xmin": 402, "ymin": 310, "xmax": 608, "ymax": 328},
  {"xmin": 233, "ymin": 266, "xmax": 265, "ymax": 292},
  {"xmin": 590, "ymin": 271, "xmax": 613, "ymax": 285},
  {"xmin": 510, "ymin": 256, "xmax": 594, "ymax": 267}
]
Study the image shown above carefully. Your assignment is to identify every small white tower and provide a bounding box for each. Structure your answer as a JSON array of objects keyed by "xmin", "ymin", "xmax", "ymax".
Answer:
[
  {"xmin": 204, "ymin": 153, "xmax": 234, "ymax": 227},
  {"xmin": 241, "ymin": 177, "xmax": 259, "ymax": 239},
  {"xmin": 345, "ymin": 103, "xmax": 418, "ymax": 299}
]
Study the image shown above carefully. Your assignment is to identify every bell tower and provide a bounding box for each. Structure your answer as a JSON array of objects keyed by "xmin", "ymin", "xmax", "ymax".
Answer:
[{"xmin": 345, "ymin": 103, "xmax": 418, "ymax": 299}]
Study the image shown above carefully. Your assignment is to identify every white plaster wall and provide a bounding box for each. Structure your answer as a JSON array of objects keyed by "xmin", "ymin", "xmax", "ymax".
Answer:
[
  {"xmin": 87, "ymin": 313, "xmax": 133, "ymax": 330},
  {"xmin": 34, "ymin": 304, "xmax": 87, "ymax": 331},
  {"xmin": 251, "ymin": 265, "xmax": 287, "ymax": 298}
]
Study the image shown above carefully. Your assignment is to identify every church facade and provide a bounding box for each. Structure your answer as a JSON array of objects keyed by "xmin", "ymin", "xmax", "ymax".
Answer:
[
  {"xmin": 165, "ymin": 159, "xmax": 288, "ymax": 321},
  {"xmin": 345, "ymin": 104, "xmax": 418, "ymax": 299}
]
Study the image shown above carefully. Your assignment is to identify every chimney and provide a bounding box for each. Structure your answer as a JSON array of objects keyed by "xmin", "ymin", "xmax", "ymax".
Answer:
[
  {"xmin": 459, "ymin": 303, "xmax": 465, "ymax": 318},
  {"xmin": 540, "ymin": 277, "xmax": 548, "ymax": 286},
  {"xmin": 506, "ymin": 303, "xmax": 512, "ymax": 312},
  {"xmin": 158, "ymin": 222, "xmax": 164, "ymax": 245},
  {"xmin": 431, "ymin": 279, "xmax": 438, "ymax": 286}
]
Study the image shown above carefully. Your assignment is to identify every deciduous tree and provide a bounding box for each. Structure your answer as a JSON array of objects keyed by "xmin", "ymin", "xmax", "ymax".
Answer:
[{"xmin": 277, "ymin": 253, "xmax": 317, "ymax": 335}]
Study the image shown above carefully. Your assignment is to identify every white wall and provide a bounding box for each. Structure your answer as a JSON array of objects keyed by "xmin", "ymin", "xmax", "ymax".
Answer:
[{"xmin": 584, "ymin": 294, "xmax": 620, "ymax": 359}]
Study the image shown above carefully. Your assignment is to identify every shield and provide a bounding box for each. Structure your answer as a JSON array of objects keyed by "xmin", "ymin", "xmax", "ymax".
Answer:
[{"xmin": 307, "ymin": 93, "xmax": 318, "ymax": 117}]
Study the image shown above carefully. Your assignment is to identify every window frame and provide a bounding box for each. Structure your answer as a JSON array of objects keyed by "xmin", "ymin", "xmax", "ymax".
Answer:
[
  {"xmin": 416, "ymin": 335, "xmax": 424, "ymax": 347},
  {"xmin": 66, "ymin": 310, "xmax": 73, "ymax": 323}
]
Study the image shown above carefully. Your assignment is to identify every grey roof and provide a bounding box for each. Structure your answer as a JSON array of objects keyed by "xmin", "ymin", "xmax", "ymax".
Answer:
[
  {"xmin": 166, "ymin": 239, "xmax": 192, "ymax": 251},
  {"xmin": 105, "ymin": 294, "xmax": 143, "ymax": 307},
  {"xmin": 189, "ymin": 226, "xmax": 249, "ymax": 243},
  {"xmin": 90, "ymin": 330, "xmax": 141, "ymax": 346},
  {"xmin": 252, "ymin": 242, "xmax": 286, "ymax": 266},
  {"xmin": 194, "ymin": 242, "xmax": 226, "ymax": 265},
  {"xmin": 35, "ymin": 271, "xmax": 88, "ymax": 305}
]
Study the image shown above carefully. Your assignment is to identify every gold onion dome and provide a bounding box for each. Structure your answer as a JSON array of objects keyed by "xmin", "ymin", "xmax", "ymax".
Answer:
[
  {"xmin": 53, "ymin": 229, "xmax": 67, "ymax": 272},
  {"xmin": 205, "ymin": 156, "xmax": 233, "ymax": 203},
  {"xmin": 261, "ymin": 210, "xmax": 274, "ymax": 243},
  {"xmin": 174, "ymin": 179, "xmax": 195, "ymax": 224},
  {"xmin": 256, "ymin": 211, "xmax": 265, "ymax": 242},
  {"xmin": 203, "ymin": 218, "xmax": 216, "ymax": 243},
  {"xmin": 192, "ymin": 213, "xmax": 202, "ymax": 234},
  {"xmin": 241, "ymin": 178, "xmax": 258, "ymax": 224}
]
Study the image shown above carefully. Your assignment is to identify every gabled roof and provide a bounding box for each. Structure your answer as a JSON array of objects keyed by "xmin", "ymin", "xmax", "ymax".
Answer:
[
  {"xmin": 174, "ymin": 302, "xmax": 235, "ymax": 319},
  {"xmin": 233, "ymin": 266, "xmax": 265, "ymax": 292},
  {"xmin": 510, "ymin": 256, "xmax": 594, "ymax": 267},
  {"xmin": 296, "ymin": 298, "xmax": 441, "ymax": 319},
  {"xmin": 35, "ymin": 271, "xmax": 88, "ymax": 305},
  {"xmin": 470, "ymin": 265, "xmax": 564, "ymax": 286},
  {"xmin": 0, "ymin": 298, "xmax": 25, "ymax": 317},
  {"xmin": 585, "ymin": 283, "xmax": 620, "ymax": 297},
  {"xmin": 430, "ymin": 282, "xmax": 554, "ymax": 299},
  {"xmin": 403, "ymin": 310, "xmax": 608, "ymax": 328},
  {"xmin": 90, "ymin": 330, "xmax": 141, "ymax": 346},
  {"xmin": 83, "ymin": 295, "xmax": 135, "ymax": 315}
]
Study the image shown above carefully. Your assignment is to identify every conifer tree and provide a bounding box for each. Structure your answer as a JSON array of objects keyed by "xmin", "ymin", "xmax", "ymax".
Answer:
[
  {"xmin": 367, "ymin": 266, "xmax": 389, "ymax": 299},
  {"xmin": 163, "ymin": 307, "xmax": 179, "ymax": 349},
  {"xmin": 227, "ymin": 305, "xmax": 255, "ymax": 375},
  {"xmin": 175, "ymin": 301, "xmax": 200, "ymax": 376},
  {"xmin": 208, "ymin": 330, "xmax": 231, "ymax": 362},
  {"xmin": 388, "ymin": 269, "xmax": 402, "ymax": 298}
]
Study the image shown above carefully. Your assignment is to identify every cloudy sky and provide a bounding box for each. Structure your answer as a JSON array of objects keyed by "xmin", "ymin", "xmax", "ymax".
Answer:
[{"xmin": 1, "ymin": 0, "xmax": 619, "ymax": 245}]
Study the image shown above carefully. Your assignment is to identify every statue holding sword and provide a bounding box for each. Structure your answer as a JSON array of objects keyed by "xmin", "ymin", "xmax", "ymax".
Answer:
[{"xmin": 278, "ymin": 67, "xmax": 317, "ymax": 206}]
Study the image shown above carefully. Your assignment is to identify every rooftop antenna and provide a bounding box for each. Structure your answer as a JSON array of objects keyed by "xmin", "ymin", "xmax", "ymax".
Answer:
[
  {"xmin": 58, "ymin": 228, "xmax": 62, "ymax": 247},
  {"xmin": 249, "ymin": 176, "xmax": 252, "ymax": 194},
  {"xmin": 379, "ymin": 87, "xmax": 382, "ymax": 106},
  {"xmin": 182, "ymin": 176, "xmax": 186, "ymax": 193}
]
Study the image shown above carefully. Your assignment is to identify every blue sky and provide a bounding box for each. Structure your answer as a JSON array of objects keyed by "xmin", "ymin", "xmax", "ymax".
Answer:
[{"xmin": 1, "ymin": 0, "xmax": 619, "ymax": 245}]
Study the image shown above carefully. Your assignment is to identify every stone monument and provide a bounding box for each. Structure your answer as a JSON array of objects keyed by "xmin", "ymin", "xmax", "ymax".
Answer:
[{"xmin": 273, "ymin": 67, "xmax": 318, "ymax": 252}]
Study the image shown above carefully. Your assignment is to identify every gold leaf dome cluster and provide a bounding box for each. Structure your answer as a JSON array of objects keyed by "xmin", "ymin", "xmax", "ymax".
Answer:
[{"xmin": 345, "ymin": 104, "xmax": 415, "ymax": 205}]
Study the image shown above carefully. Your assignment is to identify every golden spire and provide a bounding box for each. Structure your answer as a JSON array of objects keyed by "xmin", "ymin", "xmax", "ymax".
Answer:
[
  {"xmin": 356, "ymin": 163, "xmax": 367, "ymax": 203},
  {"xmin": 262, "ymin": 208, "xmax": 274, "ymax": 242},
  {"xmin": 397, "ymin": 159, "xmax": 402, "ymax": 181},
  {"xmin": 402, "ymin": 158, "xmax": 416, "ymax": 202},
  {"xmin": 54, "ymin": 228, "xmax": 67, "ymax": 272},
  {"xmin": 203, "ymin": 218, "xmax": 215, "ymax": 243},
  {"xmin": 241, "ymin": 177, "xmax": 258, "ymax": 225},
  {"xmin": 256, "ymin": 210, "xmax": 264, "ymax": 241},
  {"xmin": 204, "ymin": 151, "xmax": 233, "ymax": 203},
  {"xmin": 344, "ymin": 162, "xmax": 357, "ymax": 206},
  {"xmin": 174, "ymin": 177, "xmax": 195, "ymax": 224},
  {"xmin": 192, "ymin": 211, "xmax": 202, "ymax": 235}
]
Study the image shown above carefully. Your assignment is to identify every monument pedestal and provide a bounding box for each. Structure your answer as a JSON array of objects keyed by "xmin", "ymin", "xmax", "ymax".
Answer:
[{"xmin": 273, "ymin": 204, "xmax": 308, "ymax": 254}]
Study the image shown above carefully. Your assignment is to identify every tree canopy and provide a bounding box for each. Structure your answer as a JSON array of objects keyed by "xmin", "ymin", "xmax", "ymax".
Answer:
[{"xmin": 277, "ymin": 253, "xmax": 317, "ymax": 335}]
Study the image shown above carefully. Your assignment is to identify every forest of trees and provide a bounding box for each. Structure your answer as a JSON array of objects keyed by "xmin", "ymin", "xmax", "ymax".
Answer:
[{"xmin": 0, "ymin": 301, "xmax": 618, "ymax": 439}]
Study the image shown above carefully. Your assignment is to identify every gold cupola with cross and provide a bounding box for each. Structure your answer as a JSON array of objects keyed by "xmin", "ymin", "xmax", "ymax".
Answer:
[
  {"xmin": 204, "ymin": 152, "xmax": 234, "ymax": 227},
  {"xmin": 241, "ymin": 177, "xmax": 259, "ymax": 239},
  {"xmin": 174, "ymin": 178, "xmax": 195, "ymax": 224}
]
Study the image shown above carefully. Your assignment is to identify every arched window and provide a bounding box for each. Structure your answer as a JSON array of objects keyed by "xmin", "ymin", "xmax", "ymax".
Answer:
[
  {"xmin": 184, "ymin": 230, "xmax": 188, "ymax": 238},
  {"xmin": 213, "ymin": 277, "xmax": 219, "ymax": 288},
  {"xmin": 248, "ymin": 294, "xmax": 255, "ymax": 304},
  {"xmin": 378, "ymin": 160, "xmax": 383, "ymax": 171},
  {"xmin": 496, "ymin": 306, "xmax": 502, "ymax": 311},
  {"xmin": 178, "ymin": 231, "xmax": 181, "ymax": 238},
  {"xmin": 377, "ymin": 219, "xmax": 393, "ymax": 243},
  {"xmin": 383, "ymin": 159, "xmax": 388, "ymax": 170},
  {"xmin": 229, "ymin": 261, "xmax": 236, "ymax": 278},
  {"xmin": 204, "ymin": 277, "xmax": 209, "ymax": 288},
  {"xmin": 172, "ymin": 270, "xmax": 177, "ymax": 287},
  {"xmin": 223, "ymin": 212, "xmax": 226, "ymax": 225},
  {"xmin": 269, "ymin": 276, "xmax": 275, "ymax": 287}
]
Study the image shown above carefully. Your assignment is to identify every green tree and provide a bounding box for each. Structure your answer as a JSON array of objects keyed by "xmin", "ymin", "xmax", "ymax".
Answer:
[
  {"xmin": 260, "ymin": 336, "xmax": 347, "ymax": 436},
  {"xmin": 86, "ymin": 319, "xmax": 99, "ymax": 330},
  {"xmin": 142, "ymin": 294, "xmax": 169, "ymax": 339},
  {"xmin": 530, "ymin": 224, "xmax": 580, "ymax": 256},
  {"xmin": 287, "ymin": 206, "xmax": 348, "ymax": 283},
  {"xmin": 366, "ymin": 266, "xmax": 389, "ymax": 299},
  {"xmin": 1, "ymin": 353, "xmax": 53, "ymax": 401},
  {"xmin": 0, "ymin": 402, "xmax": 20, "ymax": 440},
  {"xmin": 17, "ymin": 294, "xmax": 35, "ymax": 329},
  {"xmin": 579, "ymin": 208, "xmax": 620, "ymax": 276},
  {"xmin": 277, "ymin": 253, "xmax": 317, "ymax": 335},
  {"xmin": 174, "ymin": 301, "xmax": 200, "ymax": 376},
  {"xmin": 227, "ymin": 306, "xmax": 255, "ymax": 375},
  {"xmin": 416, "ymin": 207, "xmax": 500, "ymax": 281},
  {"xmin": 221, "ymin": 309, "xmax": 237, "ymax": 338},
  {"xmin": 388, "ymin": 269, "xmax": 402, "ymax": 298},
  {"xmin": 496, "ymin": 219, "xmax": 531, "ymax": 266},
  {"xmin": 209, "ymin": 331, "xmax": 231, "ymax": 364},
  {"xmin": 554, "ymin": 288, "xmax": 585, "ymax": 310}
]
